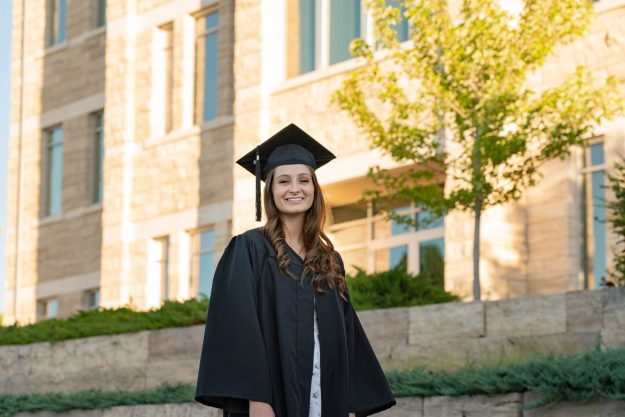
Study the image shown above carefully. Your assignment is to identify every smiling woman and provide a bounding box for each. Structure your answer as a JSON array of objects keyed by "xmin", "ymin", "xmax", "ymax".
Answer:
[{"xmin": 195, "ymin": 124, "xmax": 395, "ymax": 417}]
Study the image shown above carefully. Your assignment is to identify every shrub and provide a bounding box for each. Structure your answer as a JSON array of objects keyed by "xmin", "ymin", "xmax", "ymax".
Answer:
[
  {"xmin": 0, "ymin": 298, "xmax": 208, "ymax": 346},
  {"xmin": 346, "ymin": 265, "xmax": 459, "ymax": 311}
]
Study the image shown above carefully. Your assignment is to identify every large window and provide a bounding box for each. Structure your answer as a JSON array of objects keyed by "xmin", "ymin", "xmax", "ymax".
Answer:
[
  {"xmin": 192, "ymin": 229, "xmax": 217, "ymax": 299},
  {"xmin": 44, "ymin": 126, "xmax": 63, "ymax": 216},
  {"xmin": 330, "ymin": 201, "xmax": 444, "ymax": 284},
  {"xmin": 46, "ymin": 0, "xmax": 67, "ymax": 46},
  {"xmin": 37, "ymin": 298, "xmax": 59, "ymax": 321},
  {"xmin": 91, "ymin": 111, "xmax": 104, "ymax": 204},
  {"xmin": 581, "ymin": 141, "xmax": 607, "ymax": 288},
  {"xmin": 195, "ymin": 11, "xmax": 219, "ymax": 123},
  {"xmin": 293, "ymin": 0, "xmax": 408, "ymax": 75}
]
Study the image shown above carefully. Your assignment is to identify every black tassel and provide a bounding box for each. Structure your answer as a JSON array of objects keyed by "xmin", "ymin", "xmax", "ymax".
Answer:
[{"xmin": 255, "ymin": 148, "xmax": 262, "ymax": 222}]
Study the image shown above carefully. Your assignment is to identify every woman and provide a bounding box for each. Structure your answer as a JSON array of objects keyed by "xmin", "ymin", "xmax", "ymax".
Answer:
[{"xmin": 195, "ymin": 124, "xmax": 395, "ymax": 417}]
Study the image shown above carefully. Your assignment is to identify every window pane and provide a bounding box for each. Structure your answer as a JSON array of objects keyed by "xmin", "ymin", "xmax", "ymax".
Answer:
[
  {"xmin": 331, "ymin": 201, "xmax": 367, "ymax": 223},
  {"xmin": 58, "ymin": 0, "xmax": 67, "ymax": 43},
  {"xmin": 47, "ymin": 128, "xmax": 63, "ymax": 216},
  {"xmin": 93, "ymin": 112, "xmax": 104, "ymax": 204},
  {"xmin": 373, "ymin": 205, "xmax": 411, "ymax": 238},
  {"xmin": 332, "ymin": 222, "xmax": 367, "ymax": 246},
  {"xmin": 200, "ymin": 230, "xmax": 215, "ymax": 250},
  {"xmin": 299, "ymin": 0, "xmax": 316, "ymax": 73},
  {"xmin": 205, "ymin": 12, "xmax": 219, "ymax": 30},
  {"xmin": 340, "ymin": 248, "xmax": 367, "ymax": 276},
  {"xmin": 590, "ymin": 142, "xmax": 604, "ymax": 166},
  {"xmin": 48, "ymin": 299, "xmax": 59, "ymax": 318},
  {"xmin": 591, "ymin": 171, "xmax": 606, "ymax": 286},
  {"xmin": 202, "ymin": 31, "xmax": 219, "ymax": 121},
  {"xmin": 199, "ymin": 252, "xmax": 215, "ymax": 298},
  {"xmin": 329, "ymin": 0, "xmax": 361, "ymax": 65},
  {"xmin": 385, "ymin": 0, "xmax": 409, "ymax": 42},
  {"xmin": 375, "ymin": 244, "xmax": 407, "ymax": 271},
  {"xmin": 163, "ymin": 25, "xmax": 174, "ymax": 132},
  {"xmin": 96, "ymin": 0, "xmax": 107, "ymax": 27},
  {"xmin": 419, "ymin": 238, "xmax": 444, "ymax": 287},
  {"xmin": 416, "ymin": 209, "xmax": 444, "ymax": 230}
]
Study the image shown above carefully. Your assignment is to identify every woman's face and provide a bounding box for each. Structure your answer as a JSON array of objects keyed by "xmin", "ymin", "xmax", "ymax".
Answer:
[{"xmin": 272, "ymin": 164, "xmax": 315, "ymax": 216}]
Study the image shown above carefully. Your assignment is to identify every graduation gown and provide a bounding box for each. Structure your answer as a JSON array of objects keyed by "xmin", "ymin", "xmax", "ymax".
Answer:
[{"xmin": 195, "ymin": 228, "xmax": 396, "ymax": 417}]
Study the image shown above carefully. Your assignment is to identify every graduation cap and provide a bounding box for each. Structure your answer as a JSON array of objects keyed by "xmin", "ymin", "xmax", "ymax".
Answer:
[{"xmin": 236, "ymin": 123, "xmax": 336, "ymax": 222}]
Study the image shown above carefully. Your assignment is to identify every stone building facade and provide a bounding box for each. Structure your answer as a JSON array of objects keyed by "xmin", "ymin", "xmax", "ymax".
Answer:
[{"xmin": 4, "ymin": 0, "xmax": 625, "ymax": 324}]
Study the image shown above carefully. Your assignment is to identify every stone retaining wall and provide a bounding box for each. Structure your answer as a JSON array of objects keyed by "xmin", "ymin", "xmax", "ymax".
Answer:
[
  {"xmin": 13, "ymin": 395, "xmax": 625, "ymax": 417},
  {"xmin": 1, "ymin": 288, "xmax": 624, "ymax": 395}
]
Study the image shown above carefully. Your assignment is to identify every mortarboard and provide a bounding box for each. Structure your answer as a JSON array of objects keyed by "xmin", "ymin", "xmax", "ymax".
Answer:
[{"xmin": 236, "ymin": 123, "xmax": 336, "ymax": 222}]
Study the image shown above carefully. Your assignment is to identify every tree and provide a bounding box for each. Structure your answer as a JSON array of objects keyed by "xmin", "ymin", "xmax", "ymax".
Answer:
[
  {"xmin": 607, "ymin": 158, "xmax": 625, "ymax": 287},
  {"xmin": 332, "ymin": 0, "xmax": 624, "ymax": 300}
]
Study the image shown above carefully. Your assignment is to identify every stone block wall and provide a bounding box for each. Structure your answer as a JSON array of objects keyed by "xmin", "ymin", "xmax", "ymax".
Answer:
[
  {"xmin": 2, "ymin": 288, "xmax": 624, "ymax": 396},
  {"xmin": 11, "ymin": 396, "xmax": 625, "ymax": 417}
]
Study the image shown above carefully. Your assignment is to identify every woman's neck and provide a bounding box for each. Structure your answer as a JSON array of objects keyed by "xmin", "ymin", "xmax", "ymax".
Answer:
[{"xmin": 282, "ymin": 214, "xmax": 305, "ymax": 246}]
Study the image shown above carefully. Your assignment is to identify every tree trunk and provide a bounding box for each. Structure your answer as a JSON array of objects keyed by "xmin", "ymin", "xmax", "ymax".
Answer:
[
  {"xmin": 472, "ymin": 125, "xmax": 482, "ymax": 301},
  {"xmin": 473, "ymin": 198, "xmax": 482, "ymax": 301}
]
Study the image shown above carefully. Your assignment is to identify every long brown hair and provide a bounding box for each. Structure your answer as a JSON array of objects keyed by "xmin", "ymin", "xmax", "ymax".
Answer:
[{"xmin": 262, "ymin": 167, "xmax": 347, "ymax": 297}]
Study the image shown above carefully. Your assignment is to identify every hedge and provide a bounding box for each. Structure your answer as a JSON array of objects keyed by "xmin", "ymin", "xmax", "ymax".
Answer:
[
  {"xmin": 1, "ymin": 266, "xmax": 458, "ymax": 346},
  {"xmin": 0, "ymin": 299, "xmax": 208, "ymax": 346}
]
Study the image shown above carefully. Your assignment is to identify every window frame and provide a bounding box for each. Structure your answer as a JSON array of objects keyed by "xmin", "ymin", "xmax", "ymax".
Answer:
[
  {"xmin": 580, "ymin": 139, "xmax": 608, "ymax": 289},
  {"xmin": 37, "ymin": 298, "xmax": 59, "ymax": 321},
  {"xmin": 94, "ymin": 0, "xmax": 107, "ymax": 28},
  {"xmin": 91, "ymin": 110, "xmax": 104, "ymax": 205},
  {"xmin": 329, "ymin": 201, "xmax": 444, "ymax": 277},
  {"xmin": 190, "ymin": 227, "xmax": 217, "ymax": 299},
  {"xmin": 43, "ymin": 125, "xmax": 64, "ymax": 217},
  {"xmin": 194, "ymin": 9, "xmax": 220, "ymax": 125},
  {"xmin": 84, "ymin": 288, "xmax": 101, "ymax": 311},
  {"xmin": 46, "ymin": 0, "xmax": 67, "ymax": 47}
]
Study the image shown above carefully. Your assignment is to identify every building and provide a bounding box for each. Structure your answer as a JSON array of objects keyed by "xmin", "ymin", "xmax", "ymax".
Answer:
[{"xmin": 4, "ymin": 0, "xmax": 625, "ymax": 324}]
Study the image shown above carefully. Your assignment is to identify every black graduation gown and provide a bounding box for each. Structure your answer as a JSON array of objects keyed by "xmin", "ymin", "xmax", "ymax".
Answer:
[{"xmin": 195, "ymin": 228, "xmax": 396, "ymax": 417}]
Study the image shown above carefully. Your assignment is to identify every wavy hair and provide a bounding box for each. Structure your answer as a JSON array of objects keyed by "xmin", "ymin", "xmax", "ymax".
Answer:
[{"xmin": 262, "ymin": 167, "xmax": 347, "ymax": 298}]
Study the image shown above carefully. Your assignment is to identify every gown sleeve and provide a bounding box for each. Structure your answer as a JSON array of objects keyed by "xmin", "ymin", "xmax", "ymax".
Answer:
[
  {"xmin": 195, "ymin": 234, "xmax": 273, "ymax": 413},
  {"xmin": 339, "ymin": 254, "xmax": 396, "ymax": 416}
]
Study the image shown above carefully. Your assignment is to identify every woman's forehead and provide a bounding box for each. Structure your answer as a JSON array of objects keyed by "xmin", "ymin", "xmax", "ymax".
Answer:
[{"xmin": 274, "ymin": 164, "xmax": 312, "ymax": 176}]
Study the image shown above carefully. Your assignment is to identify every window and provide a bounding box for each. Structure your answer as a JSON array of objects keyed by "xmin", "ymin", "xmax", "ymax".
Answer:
[
  {"xmin": 91, "ymin": 111, "xmax": 104, "ymax": 204},
  {"xmin": 192, "ymin": 229, "xmax": 216, "ymax": 299},
  {"xmin": 195, "ymin": 11, "xmax": 219, "ymax": 123},
  {"xmin": 156, "ymin": 237, "xmax": 170, "ymax": 302},
  {"xmin": 160, "ymin": 23, "xmax": 174, "ymax": 132},
  {"xmin": 581, "ymin": 141, "xmax": 607, "ymax": 288},
  {"xmin": 37, "ymin": 298, "xmax": 59, "ymax": 321},
  {"xmin": 292, "ymin": 0, "xmax": 408, "ymax": 76},
  {"xmin": 46, "ymin": 0, "xmax": 67, "ymax": 46},
  {"xmin": 329, "ymin": 201, "xmax": 444, "ymax": 282},
  {"xmin": 95, "ymin": 0, "xmax": 106, "ymax": 28},
  {"xmin": 84, "ymin": 289, "xmax": 100, "ymax": 310},
  {"xmin": 44, "ymin": 126, "xmax": 63, "ymax": 216},
  {"xmin": 385, "ymin": 0, "xmax": 409, "ymax": 43},
  {"xmin": 329, "ymin": 0, "xmax": 362, "ymax": 65}
]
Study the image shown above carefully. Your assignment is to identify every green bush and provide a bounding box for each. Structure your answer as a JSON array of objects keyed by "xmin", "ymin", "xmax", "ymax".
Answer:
[
  {"xmin": 387, "ymin": 346, "xmax": 625, "ymax": 407},
  {"xmin": 0, "ymin": 298, "xmax": 208, "ymax": 346},
  {"xmin": 0, "ymin": 383, "xmax": 194, "ymax": 417},
  {"xmin": 346, "ymin": 265, "xmax": 459, "ymax": 310}
]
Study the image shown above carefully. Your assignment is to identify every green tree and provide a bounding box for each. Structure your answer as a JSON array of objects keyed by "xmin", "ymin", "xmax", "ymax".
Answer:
[
  {"xmin": 607, "ymin": 158, "xmax": 625, "ymax": 286},
  {"xmin": 333, "ymin": 0, "xmax": 623, "ymax": 300}
]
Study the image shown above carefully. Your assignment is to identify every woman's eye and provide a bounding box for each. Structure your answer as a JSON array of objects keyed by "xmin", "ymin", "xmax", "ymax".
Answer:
[{"xmin": 279, "ymin": 181, "xmax": 289, "ymax": 185}]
